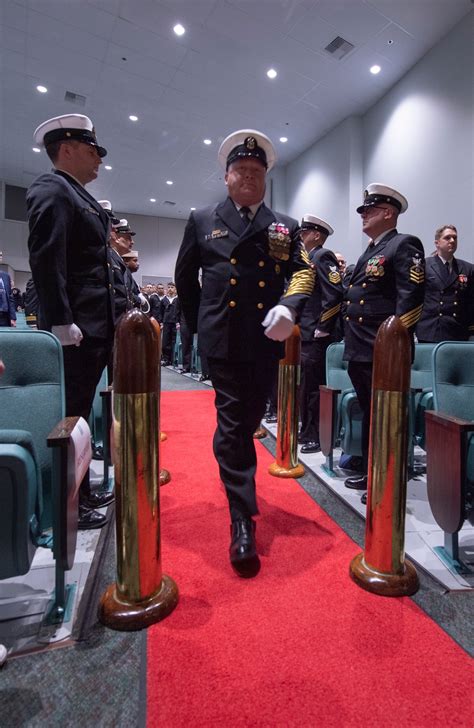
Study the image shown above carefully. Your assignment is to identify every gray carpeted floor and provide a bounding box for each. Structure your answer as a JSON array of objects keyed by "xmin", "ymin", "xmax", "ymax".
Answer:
[{"xmin": 0, "ymin": 366, "xmax": 471, "ymax": 727}]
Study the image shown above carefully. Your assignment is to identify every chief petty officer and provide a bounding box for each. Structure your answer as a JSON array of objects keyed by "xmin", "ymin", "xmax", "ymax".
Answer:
[
  {"xmin": 343, "ymin": 183, "xmax": 425, "ymax": 500},
  {"xmin": 175, "ymin": 129, "xmax": 314, "ymax": 578}
]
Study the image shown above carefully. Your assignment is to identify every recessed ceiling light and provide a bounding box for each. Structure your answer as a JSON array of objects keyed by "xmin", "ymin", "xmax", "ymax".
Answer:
[
  {"xmin": 129, "ymin": 114, "xmax": 138, "ymax": 121},
  {"xmin": 104, "ymin": 165, "xmax": 112, "ymax": 170},
  {"xmin": 32, "ymin": 147, "xmax": 41, "ymax": 153},
  {"xmin": 203, "ymin": 139, "xmax": 212, "ymax": 145},
  {"xmin": 150, "ymin": 198, "xmax": 156, "ymax": 202},
  {"xmin": 267, "ymin": 68, "xmax": 277, "ymax": 79},
  {"xmin": 279, "ymin": 137, "xmax": 288, "ymax": 143},
  {"xmin": 190, "ymin": 207, "xmax": 196, "ymax": 211},
  {"xmin": 166, "ymin": 180, "xmax": 173, "ymax": 185},
  {"xmin": 36, "ymin": 85, "xmax": 48, "ymax": 93},
  {"xmin": 173, "ymin": 23, "xmax": 185, "ymax": 36},
  {"xmin": 370, "ymin": 65, "xmax": 381, "ymax": 75}
]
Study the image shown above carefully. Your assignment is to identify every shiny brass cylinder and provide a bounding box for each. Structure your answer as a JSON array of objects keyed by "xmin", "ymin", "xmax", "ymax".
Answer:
[
  {"xmin": 269, "ymin": 326, "xmax": 304, "ymax": 479},
  {"xmin": 99, "ymin": 310, "xmax": 178, "ymax": 630},
  {"xmin": 350, "ymin": 315, "xmax": 419, "ymax": 597}
]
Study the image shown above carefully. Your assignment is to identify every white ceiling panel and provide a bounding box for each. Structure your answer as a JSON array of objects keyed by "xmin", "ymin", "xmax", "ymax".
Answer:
[{"xmin": 0, "ymin": 0, "xmax": 471, "ymax": 218}]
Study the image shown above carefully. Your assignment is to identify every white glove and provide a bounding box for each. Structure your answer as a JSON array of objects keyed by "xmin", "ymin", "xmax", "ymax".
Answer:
[
  {"xmin": 314, "ymin": 329, "xmax": 330, "ymax": 338},
  {"xmin": 262, "ymin": 305, "xmax": 295, "ymax": 341},
  {"xmin": 52, "ymin": 323, "xmax": 83, "ymax": 347},
  {"xmin": 138, "ymin": 292, "xmax": 147, "ymax": 305}
]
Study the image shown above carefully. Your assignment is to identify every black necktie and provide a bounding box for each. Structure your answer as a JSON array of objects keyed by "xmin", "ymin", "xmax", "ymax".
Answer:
[
  {"xmin": 444, "ymin": 261, "xmax": 450, "ymax": 277},
  {"xmin": 240, "ymin": 206, "xmax": 251, "ymax": 225}
]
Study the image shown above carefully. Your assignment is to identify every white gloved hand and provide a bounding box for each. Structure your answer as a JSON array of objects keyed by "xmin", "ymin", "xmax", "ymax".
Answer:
[
  {"xmin": 52, "ymin": 323, "xmax": 83, "ymax": 347},
  {"xmin": 138, "ymin": 292, "xmax": 147, "ymax": 305},
  {"xmin": 314, "ymin": 328, "xmax": 330, "ymax": 338},
  {"xmin": 262, "ymin": 305, "xmax": 295, "ymax": 341}
]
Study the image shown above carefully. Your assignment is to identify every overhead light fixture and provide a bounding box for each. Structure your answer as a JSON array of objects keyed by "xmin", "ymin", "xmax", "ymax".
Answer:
[
  {"xmin": 279, "ymin": 137, "xmax": 288, "ymax": 143},
  {"xmin": 32, "ymin": 147, "xmax": 41, "ymax": 153},
  {"xmin": 203, "ymin": 139, "xmax": 212, "ymax": 145},
  {"xmin": 36, "ymin": 85, "xmax": 48, "ymax": 93},
  {"xmin": 166, "ymin": 180, "xmax": 173, "ymax": 185},
  {"xmin": 104, "ymin": 165, "xmax": 112, "ymax": 170},
  {"xmin": 267, "ymin": 68, "xmax": 277, "ymax": 79},
  {"xmin": 370, "ymin": 65, "xmax": 381, "ymax": 75},
  {"xmin": 129, "ymin": 114, "xmax": 138, "ymax": 121},
  {"xmin": 150, "ymin": 198, "xmax": 156, "ymax": 202},
  {"xmin": 190, "ymin": 207, "xmax": 196, "ymax": 211},
  {"xmin": 173, "ymin": 23, "xmax": 185, "ymax": 36}
]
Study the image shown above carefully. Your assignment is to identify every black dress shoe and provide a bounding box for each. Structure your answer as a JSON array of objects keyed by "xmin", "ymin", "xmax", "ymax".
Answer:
[
  {"xmin": 81, "ymin": 491, "xmax": 114, "ymax": 509},
  {"xmin": 180, "ymin": 367, "xmax": 191, "ymax": 374},
  {"xmin": 265, "ymin": 414, "xmax": 278, "ymax": 423},
  {"xmin": 300, "ymin": 440, "xmax": 320, "ymax": 453},
  {"xmin": 344, "ymin": 475, "xmax": 368, "ymax": 490},
  {"xmin": 198, "ymin": 374, "xmax": 210, "ymax": 382},
  {"xmin": 360, "ymin": 492, "xmax": 368, "ymax": 505},
  {"xmin": 78, "ymin": 505, "xmax": 107, "ymax": 530},
  {"xmin": 229, "ymin": 517, "xmax": 260, "ymax": 578}
]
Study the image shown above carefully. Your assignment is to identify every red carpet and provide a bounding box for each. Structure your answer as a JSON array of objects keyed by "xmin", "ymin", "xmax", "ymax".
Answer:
[{"xmin": 147, "ymin": 390, "xmax": 472, "ymax": 727}]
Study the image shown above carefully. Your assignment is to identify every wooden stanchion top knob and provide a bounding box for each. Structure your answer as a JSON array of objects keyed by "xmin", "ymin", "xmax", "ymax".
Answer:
[
  {"xmin": 373, "ymin": 315, "xmax": 411, "ymax": 392},
  {"xmin": 114, "ymin": 310, "xmax": 160, "ymax": 394}
]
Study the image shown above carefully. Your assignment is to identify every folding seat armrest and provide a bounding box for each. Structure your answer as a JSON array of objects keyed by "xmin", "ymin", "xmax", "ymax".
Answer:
[{"xmin": 425, "ymin": 411, "xmax": 474, "ymax": 433}]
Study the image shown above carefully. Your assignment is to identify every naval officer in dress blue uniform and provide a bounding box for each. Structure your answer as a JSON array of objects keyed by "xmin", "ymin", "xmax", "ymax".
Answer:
[
  {"xmin": 298, "ymin": 215, "xmax": 343, "ymax": 453},
  {"xmin": 343, "ymin": 184, "xmax": 425, "ymax": 499},
  {"xmin": 416, "ymin": 225, "xmax": 474, "ymax": 342},
  {"xmin": 27, "ymin": 114, "xmax": 115, "ymax": 529},
  {"xmin": 175, "ymin": 129, "xmax": 314, "ymax": 577}
]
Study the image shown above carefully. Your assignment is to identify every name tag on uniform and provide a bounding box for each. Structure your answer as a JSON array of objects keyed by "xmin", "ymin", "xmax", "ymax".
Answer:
[{"xmin": 205, "ymin": 229, "xmax": 229, "ymax": 241}]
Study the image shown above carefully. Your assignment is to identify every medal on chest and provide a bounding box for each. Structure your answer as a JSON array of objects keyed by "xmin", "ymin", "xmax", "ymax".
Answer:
[
  {"xmin": 365, "ymin": 254, "xmax": 385, "ymax": 279},
  {"xmin": 268, "ymin": 222, "xmax": 290, "ymax": 261}
]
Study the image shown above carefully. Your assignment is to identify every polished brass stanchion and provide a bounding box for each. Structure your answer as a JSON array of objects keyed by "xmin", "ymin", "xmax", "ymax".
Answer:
[
  {"xmin": 99, "ymin": 310, "xmax": 178, "ymax": 630},
  {"xmin": 350, "ymin": 316, "xmax": 419, "ymax": 596},
  {"xmin": 269, "ymin": 325, "xmax": 305, "ymax": 478}
]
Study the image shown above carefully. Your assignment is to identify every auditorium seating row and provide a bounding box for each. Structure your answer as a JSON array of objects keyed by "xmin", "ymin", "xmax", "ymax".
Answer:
[{"xmin": 0, "ymin": 331, "xmax": 472, "ymax": 608}]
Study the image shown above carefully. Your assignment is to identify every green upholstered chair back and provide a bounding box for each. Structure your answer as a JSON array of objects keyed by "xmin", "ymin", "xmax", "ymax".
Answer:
[
  {"xmin": 0, "ymin": 329, "xmax": 65, "ymax": 529},
  {"xmin": 411, "ymin": 343, "xmax": 436, "ymax": 389},
  {"xmin": 432, "ymin": 342, "xmax": 474, "ymax": 421},
  {"xmin": 326, "ymin": 343, "xmax": 352, "ymax": 391}
]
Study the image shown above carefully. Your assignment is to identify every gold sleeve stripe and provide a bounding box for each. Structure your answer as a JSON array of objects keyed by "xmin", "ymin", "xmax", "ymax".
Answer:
[
  {"xmin": 284, "ymin": 268, "xmax": 315, "ymax": 297},
  {"xmin": 320, "ymin": 303, "xmax": 342, "ymax": 322},
  {"xmin": 300, "ymin": 248, "xmax": 312, "ymax": 266},
  {"xmin": 399, "ymin": 304, "xmax": 423, "ymax": 328}
]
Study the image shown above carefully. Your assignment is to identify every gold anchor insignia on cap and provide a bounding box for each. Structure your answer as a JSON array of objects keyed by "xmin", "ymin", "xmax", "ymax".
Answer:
[
  {"xmin": 66, "ymin": 131, "xmax": 71, "ymax": 137},
  {"xmin": 245, "ymin": 136, "xmax": 256, "ymax": 150}
]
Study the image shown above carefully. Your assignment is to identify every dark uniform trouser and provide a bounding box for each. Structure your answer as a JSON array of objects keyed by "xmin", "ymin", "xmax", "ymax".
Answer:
[
  {"xmin": 162, "ymin": 323, "xmax": 177, "ymax": 363},
  {"xmin": 347, "ymin": 360, "xmax": 373, "ymax": 473},
  {"xmin": 62, "ymin": 338, "xmax": 113, "ymax": 498},
  {"xmin": 208, "ymin": 357, "xmax": 279, "ymax": 521},
  {"xmin": 299, "ymin": 337, "xmax": 333, "ymax": 442}
]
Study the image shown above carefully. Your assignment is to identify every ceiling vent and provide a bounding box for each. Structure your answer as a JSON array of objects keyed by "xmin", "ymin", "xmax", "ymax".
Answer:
[
  {"xmin": 64, "ymin": 90, "xmax": 87, "ymax": 106},
  {"xmin": 324, "ymin": 36, "xmax": 354, "ymax": 60},
  {"xmin": 163, "ymin": 200, "xmax": 176, "ymax": 206}
]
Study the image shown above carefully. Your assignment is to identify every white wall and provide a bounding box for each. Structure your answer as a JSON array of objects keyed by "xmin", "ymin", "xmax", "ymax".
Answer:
[
  {"xmin": 115, "ymin": 212, "xmax": 187, "ymax": 284},
  {"xmin": 280, "ymin": 11, "xmax": 474, "ymax": 264}
]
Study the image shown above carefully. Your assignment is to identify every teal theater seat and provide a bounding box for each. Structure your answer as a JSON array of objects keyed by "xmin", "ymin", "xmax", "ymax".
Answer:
[
  {"xmin": 0, "ymin": 329, "xmax": 88, "ymax": 618},
  {"xmin": 319, "ymin": 342, "xmax": 362, "ymax": 475},
  {"xmin": 410, "ymin": 343, "xmax": 435, "ymax": 453},
  {"xmin": 425, "ymin": 341, "xmax": 474, "ymax": 568}
]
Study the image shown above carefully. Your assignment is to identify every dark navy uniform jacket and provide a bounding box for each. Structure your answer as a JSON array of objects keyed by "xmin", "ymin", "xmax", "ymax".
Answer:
[
  {"xmin": 299, "ymin": 246, "xmax": 343, "ymax": 341},
  {"xmin": 109, "ymin": 248, "xmax": 134, "ymax": 323},
  {"xmin": 27, "ymin": 170, "xmax": 115, "ymax": 340},
  {"xmin": 175, "ymin": 197, "xmax": 314, "ymax": 362},
  {"xmin": 343, "ymin": 229, "xmax": 425, "ymax": 362},
  {"xmin": 0, "ymin": 271, "xmax": 17, "ymax": 321},
  {"xmin": 416, "ymin": 255, "xmax": 474, "ymax": 342}
]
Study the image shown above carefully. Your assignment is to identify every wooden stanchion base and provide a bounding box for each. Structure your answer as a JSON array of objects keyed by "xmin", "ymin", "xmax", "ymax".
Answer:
[
  {"xmin": 268, "ymin": 462, "xmax": 305, "ymax": 479},
  {"xmin": 98, "ymin": 575, "xmax": 179, "ymax": 631},
  {"xmin": 160, "ymin": 468, "xmax": 171, "ymax": 486},
  {"xmin": 160, "ymin": 432, "xmax": 167, "ymax": 442},
  {"xmin": 349, "ymin": 553, "xmax": 419, "ymax": 597}
]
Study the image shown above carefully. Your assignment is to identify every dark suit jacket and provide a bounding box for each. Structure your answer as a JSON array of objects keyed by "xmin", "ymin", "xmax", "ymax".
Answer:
[
  {"xmin": 175, "ymin": 197, "xmax": 314, "ymax": 362},
  {"xmin": 0, "ymin": 271, "xmax": 17, "ymax": 321},
  {"xmin": 109, "ymin": 248, "xmax": 134, "ymax": 322},
  {"xmin": 26, "ymin": 170, "xmax": 115, "ymax": 339},
  {"xmin": 299, "ymin": 245, "xmax": 343, "ymax": 341},
  {"xmin": 162, "ymin": 296, "xmax": 180, "ymax": 325},
  {"xmin": 343, "ymin": 229, "xmax": 425, "ymax": 362},
  {"xmin": 416, "ymin": 255, "xmax": 474, "ymax": 342}
]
